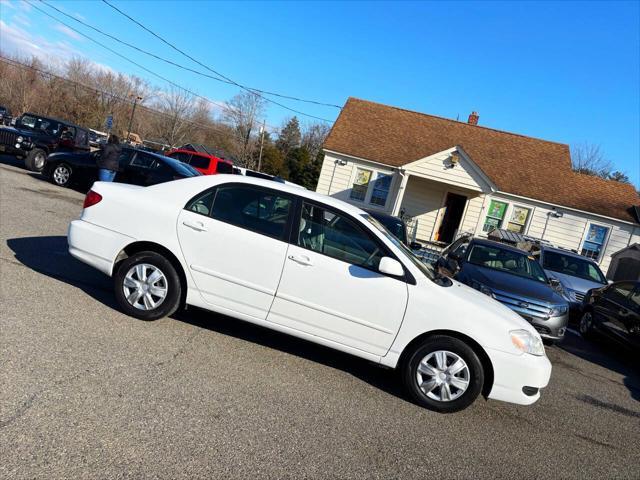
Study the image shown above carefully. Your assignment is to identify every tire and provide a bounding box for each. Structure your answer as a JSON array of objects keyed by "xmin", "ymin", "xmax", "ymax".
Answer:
[
  {"xmin": 24, "ymin": 148, "xmax": 47, "ymax": 172},
  {"xmin": 578, "ymin": 310, "xmax": 595, "ymax": 340},
  {"xmin": 401, "ymin": 335, "xmax": 484, "ymax": 413},
  {"xmin": 113, "ymin": 251, "xmax": 181, "ymax": 321},
  {"xmin": 50, "ymin": 163, "xmax": 73, "ymax": 187}
]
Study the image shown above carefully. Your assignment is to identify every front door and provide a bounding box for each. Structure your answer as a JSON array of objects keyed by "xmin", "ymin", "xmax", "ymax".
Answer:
[
  {"xmin": 177, "ymin": 183, "xmax": 294, "ymax": 319},
  {"xmin": 268, "ymin": 201, "xmax": 408, "ymax": 356},
  {"xmin": 436, "ymin": 193, "xmax": 467, "ymax": 244}
]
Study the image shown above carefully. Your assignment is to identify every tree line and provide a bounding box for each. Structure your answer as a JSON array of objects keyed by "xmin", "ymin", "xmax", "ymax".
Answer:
[{"xmin": 0, "ymin": 53, "xmax": 330, "ymax": 189}]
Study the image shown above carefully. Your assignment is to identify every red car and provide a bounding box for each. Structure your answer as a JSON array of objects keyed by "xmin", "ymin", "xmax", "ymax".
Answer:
[{"xmin": 167, "ymin": 148, "xmax": 233, "ymax": 175}]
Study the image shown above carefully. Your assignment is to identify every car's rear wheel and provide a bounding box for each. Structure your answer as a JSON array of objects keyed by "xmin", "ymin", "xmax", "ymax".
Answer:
[
  {"xmin": 579, "ymin": 311, "xmax": 595, "ymax": 339},
  {"xmin": 113, "ymin": 251, "xmax": 181, "ymax": 321},
  {"xmin": 401, "ymin": 335, "xmax": 484, "ymax": 413},
  {"xmin": 25, "ymin": 148, "xmax": 47, "ymax": 172},
  {"xmin": 51, "ymin": 163, "xmax": 73, "ymax": 187}
]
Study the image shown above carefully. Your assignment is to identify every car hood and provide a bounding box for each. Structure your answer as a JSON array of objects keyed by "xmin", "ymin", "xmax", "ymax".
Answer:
[
  {"xmin": 461, "ymin": 263, "xmax": 563, "ymax": 304},
  {"xmin": 544, "ymin": 270, "xmax": 605, "ymax": 294},
  {"xmin": 1, "ymin": 125, "xmax": 52, "ymax": 139}
]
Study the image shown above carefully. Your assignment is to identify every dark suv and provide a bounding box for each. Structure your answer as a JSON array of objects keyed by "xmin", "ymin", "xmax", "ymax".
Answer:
[
  {"xmin": 437, "ymin": 236, "xmax": 569, "ymax": 342},
  {"xmin": 0, "ymin": 112, "xmax": 90, "ymax": 172}
]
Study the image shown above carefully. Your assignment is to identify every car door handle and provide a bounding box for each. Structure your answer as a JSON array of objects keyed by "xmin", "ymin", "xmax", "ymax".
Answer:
[
  {"xmin": 182, "ymin": 219, "xmax": 207, "ymax": 232},
  {"xmin": 288, "ymin": 254, "xmax": 313, "ymax": 266}
]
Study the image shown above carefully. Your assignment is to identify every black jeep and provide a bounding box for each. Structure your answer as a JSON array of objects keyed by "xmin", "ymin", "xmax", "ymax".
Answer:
[{"xmin": 0, "ymin": 112, "xmax": 90, "ymax": 171}]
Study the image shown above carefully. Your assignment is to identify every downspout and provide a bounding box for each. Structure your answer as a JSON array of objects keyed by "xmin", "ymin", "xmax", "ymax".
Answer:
[{"xmin": 328, "ymin": 158, "xmax": 347, "ymax": 196}]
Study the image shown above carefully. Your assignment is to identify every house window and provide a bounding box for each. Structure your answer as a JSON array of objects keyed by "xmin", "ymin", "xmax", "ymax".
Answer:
[
  {"xmin": 581, "ymin": 224, "xmax": 609, "ymax": 261},
  {"xmin": 350, "ymin": 168, "xmax": 372, "ymax": 202},
  {"xmin": 506, "ymin": 206, "xmax": 531, "ymax": 233},
  {"xmin": 369, "ymin": 174, "xmax": 392, "ymax": 206},
  {"xmin": 482, "ymin": 200, "xmax": 508, "ymax": 232}
]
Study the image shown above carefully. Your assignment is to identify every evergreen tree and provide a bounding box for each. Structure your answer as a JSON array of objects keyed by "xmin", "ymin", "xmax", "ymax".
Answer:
[{"xmin": 276, "ymin": 117, "xmax": 301, "ymax": 157}]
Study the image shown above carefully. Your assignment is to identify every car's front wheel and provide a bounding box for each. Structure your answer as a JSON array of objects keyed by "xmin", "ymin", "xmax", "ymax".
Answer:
[
  {"xmin": 25, "ymin": 148, "xmax": 47, "ymax": 172},
  {"xmin": 402, "ymin": 335, "xmax": 484, "ymax": 413},
  {"xmin": 113, "ymin": 251, "xmax": 181, "ymax": 321},
  {"xmin": 51, "ymin": 163, "xmax": 73, "ymax": 187},
  {"xmin": 579, "ymin": 310, "xmax": 595, "ymax": 339}
]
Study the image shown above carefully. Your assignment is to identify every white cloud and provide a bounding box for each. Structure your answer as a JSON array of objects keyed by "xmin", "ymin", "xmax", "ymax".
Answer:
[
  {"xmin": 73, "ymin": 12, "xmax": 86, "ymax": 21},
  {"xmin": 53, "ymin": 24, "xmax": 83, "ymax": 41},
  {"xmin": 12, "ymin": 12, "xmax": 30, "ymax": 27},
  {"xmin": 0, "ymin": 0, "xmax": 17, "ymax": 10}
]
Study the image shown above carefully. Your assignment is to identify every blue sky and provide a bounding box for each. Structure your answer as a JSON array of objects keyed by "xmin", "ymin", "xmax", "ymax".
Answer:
[{"xmin": 1, "ymin": 0, "xmax": 638, "ymax": 185}]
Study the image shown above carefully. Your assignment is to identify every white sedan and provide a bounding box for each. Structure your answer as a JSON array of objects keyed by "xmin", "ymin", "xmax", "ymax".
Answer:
[{"xmin": 68, "ymin": 175, "xmax": 551, "ymax": 413}]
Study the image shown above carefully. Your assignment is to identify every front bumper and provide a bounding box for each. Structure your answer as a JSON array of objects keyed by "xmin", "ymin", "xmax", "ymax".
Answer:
[
  {"xmin": 0, "ymin": 143, "xmax": 28, "ymax": 156},
  {"xmin": 486, "ymin": 347, "xmax": 552, "ymax": 405}
]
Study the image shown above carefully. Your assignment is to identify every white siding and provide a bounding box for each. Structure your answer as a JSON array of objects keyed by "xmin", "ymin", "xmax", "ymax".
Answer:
[
  {"xmin": 400, "ymin": 177, "xmax": 447, "ymax": 241},
  {"xmin": 404, "ymin": 149, "xmax": 487, "ymax": 192},
  {"xmin": 478, "ymin": 192, "xmax": 637, "ymax": 271},
  {"xmin": 460, "ymin": 195, "xmax": 485, "ymax": 234},
  {"xmin": 315, "ymin": 152, "xmax": 354, "ymax": 200}
]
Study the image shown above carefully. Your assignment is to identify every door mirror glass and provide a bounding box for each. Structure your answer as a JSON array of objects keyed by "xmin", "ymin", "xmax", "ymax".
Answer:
[{"xmin": 378, "ymin": 257, "xmax": 404, "ymax": 276}]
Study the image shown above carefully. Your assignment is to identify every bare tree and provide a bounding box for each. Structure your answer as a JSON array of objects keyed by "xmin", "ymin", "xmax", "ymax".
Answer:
[
  {"xmin": 150, "ymin": 87, "xmax": 196, "ymax": 147},
  {"xmin": 222, "ymin": 91, "xmax": 265, "ymax": 167},
  {"xmin": 301, "ymin": 122, "xmax": 331, "ymax": 159},
  {"xmin": 571, "ymin": 142, "xmax": 614, "ymax": 177}
]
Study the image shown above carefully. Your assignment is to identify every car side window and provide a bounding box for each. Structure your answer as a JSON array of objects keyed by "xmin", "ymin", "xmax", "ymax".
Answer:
[
  {"xmin": 297, "ymin": 202, "xmax": 384, "ymax": 269},
  {"xmin": 118, "ymin": 150, "xmax": 135, "ymax": 167},
  {"xmin": 131, "ymin": 152, "xmax": 157, "ymax": 169},
  {"xmin": 186, "ymin": 189, "xmax": 216, "ymax": 217},
  {"xmin": 209, "ymin": 185, "xmax": 293, "ymax": 241},
  {"xmin": 451, "ymin": 241, "xmax": 468, "ymax": 260},
  {"xmin": 189, "ymin": 155, "xmax": 210, "ymax": 170},
  {"xmin": 171, "ymin": 152, "xmax": 192, "ymax": 164},
  {"xmin": 606, "ymin": 283, "xmax": 634, "ymax": 303}
]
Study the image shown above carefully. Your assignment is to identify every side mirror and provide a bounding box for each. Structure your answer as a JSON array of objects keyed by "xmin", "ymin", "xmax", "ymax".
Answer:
[
  {"xmin": 409, "ymin": 241, "xmax": 422, "ymax": 250},
  {"xmin": 549, "ymin": 278, "xmax": 561, "ymax": 288},
  {"xmin": 607, "ymin": 279, "xmax": 613, "ymax": 285},
  {"xmin": 378, "ymin": 257, "xmax": 404, "ymax": 276}
]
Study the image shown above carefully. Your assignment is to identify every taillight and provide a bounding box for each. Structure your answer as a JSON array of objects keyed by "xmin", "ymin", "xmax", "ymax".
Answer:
[{"xmin": 83, "ymin": 190, "xmax": 102, "ymax": 208}]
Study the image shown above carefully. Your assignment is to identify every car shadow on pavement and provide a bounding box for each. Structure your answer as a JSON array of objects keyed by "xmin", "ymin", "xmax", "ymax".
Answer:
[
  {"xmin": 6, "ymin": 236, "xmax": 117, "ymax": 309},
  {"xmin": 558, "ymin": 331, "xmax": 640, "ymax": 402},
  {"xmin": 6, "ymin": 235, "xmax": 411, "ymax": 405},
  {"xmin": 171, "ymin": 306, "xmax": 411, "ymax": 404}
]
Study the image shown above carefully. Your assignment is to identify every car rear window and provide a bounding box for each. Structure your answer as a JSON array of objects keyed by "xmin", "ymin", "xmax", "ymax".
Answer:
[
  {"xmin": 216, "ymin": 161, "xmax": 233, "ymax": 174},
  {"xmin": 189, "ymin": 155, "xmax": 211, "ymax": 170}
]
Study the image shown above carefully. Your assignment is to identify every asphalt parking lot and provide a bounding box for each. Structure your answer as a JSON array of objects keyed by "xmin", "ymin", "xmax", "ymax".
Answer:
[{"xmin": 1, "ymin": 156, "xmax": 639, "ymax": 479}]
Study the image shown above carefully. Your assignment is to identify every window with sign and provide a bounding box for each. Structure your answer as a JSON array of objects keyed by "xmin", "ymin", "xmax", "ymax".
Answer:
[
  {"xmin": 483, "ymin": 200, "xmax": 507, "ymax": 232},
  {"xmin": 350, "ymin": 168, "xmax": 372, "ymax": 202},
  {"xmin": 580, "ymin": 224, "xmax": 609, "ymax": 261},
  {"xmin": 369, "ymin": 174, "xmax": 392, "ymax": 206},
  {"xmin": 506, "ymin": 206, "xmax": 531, "ymax": 233}
]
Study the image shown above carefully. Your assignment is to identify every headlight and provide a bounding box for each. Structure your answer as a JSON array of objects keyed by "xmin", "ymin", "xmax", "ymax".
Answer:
[
  {"xmin": 470, "ymin": 280, "xmax": 495, "ymax": 298},
  {"xmin": 549, "ymin": 305, "xmax": 568, "ymax": 316},
  {"xmin": 17, "ymin": 136, "xmax": 23, "ymax": 143},
  {"xmin": 510, "ymin": 329, "xmax": 545, "ymax": 356}
]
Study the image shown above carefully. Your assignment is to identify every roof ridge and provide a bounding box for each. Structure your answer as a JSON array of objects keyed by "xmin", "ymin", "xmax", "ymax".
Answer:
[{"xmin": 346, "ymin": 97, "xmax": 570, "ymax": 149}]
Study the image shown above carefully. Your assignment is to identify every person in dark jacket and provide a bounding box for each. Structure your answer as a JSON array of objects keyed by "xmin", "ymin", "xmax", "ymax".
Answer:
[{"xmin": 97, "ymin": 134, "xmax": 121, "ymax": 182}]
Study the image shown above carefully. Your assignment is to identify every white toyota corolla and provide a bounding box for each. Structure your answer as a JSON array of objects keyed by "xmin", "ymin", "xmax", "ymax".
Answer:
[{"xmin": 68, "ymin": 175, "xmax": 551, "ymax": 413}]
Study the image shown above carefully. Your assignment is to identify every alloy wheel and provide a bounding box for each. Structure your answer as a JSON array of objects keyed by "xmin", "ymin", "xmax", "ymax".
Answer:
[
  {"xmin": 579, "ymin": 312, "xmax": 592, "ymax": 334},
  {"xmin": 416, "ymin": 350, "xmax": 470, "ymax": 402},
  {"xmin": 122, "ymin": 263, "xmax": 168, "ymax": 311},
  {"xmin": 34, "ymin": 153, "xmax": 46, "ymax": 170},
  {"xmin": 53, "ymin": 165, "xmax": 70, "ymax": 185}
]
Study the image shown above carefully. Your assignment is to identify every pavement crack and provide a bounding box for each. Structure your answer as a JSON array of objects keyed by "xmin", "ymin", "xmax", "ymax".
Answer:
[
  {"xmin": 0, "ymin": 393, "xmax": 37, "ymax": 428},
  {"xmin": 153, "ymin": 329, "xmax": 201, "ymax": 368}
]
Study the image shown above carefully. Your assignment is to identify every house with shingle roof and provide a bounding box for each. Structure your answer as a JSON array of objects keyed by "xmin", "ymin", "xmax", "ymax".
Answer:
[{"xmin": 317, "ymin": 98, "xmax": 640, "ymax": 271}]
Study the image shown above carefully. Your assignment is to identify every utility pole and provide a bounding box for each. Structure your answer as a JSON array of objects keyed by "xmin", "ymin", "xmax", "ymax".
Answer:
[
  {"xmin": 126, "ymin": 95, "xmax": 143, "ymax": 144},
  {"xmin": 257, "ymin": 119, "xmax": 266, "ymax": 172}
]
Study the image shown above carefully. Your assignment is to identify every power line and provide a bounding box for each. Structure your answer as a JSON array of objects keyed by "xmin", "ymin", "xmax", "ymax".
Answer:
[
  {"xmin": 0, "ymin": 55, "xmax": 237, "ymax": 139},
  {"xmin": 100, "ymin": 0, "xmax": 335, "ymax": 122},
  {"xmin": 41, "ymin": 0, "xmax": 342, "ymax": 110}
]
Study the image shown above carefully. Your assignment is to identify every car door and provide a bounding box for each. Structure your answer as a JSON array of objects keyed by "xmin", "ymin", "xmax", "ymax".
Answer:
[
  {"xmin": 267, "ymin": 200, "xmax": 409, "ymax": 356},
  {"xmin": 176, "ymin": 183, "xmax": 294, "ymax": 320},
  {"xmin": 597, "ymin": 282, "xmax": 634, "ymax": 343},
  {"xmin": 625, "ymin": 286, "xmax": 640, "ymax": 350},
  {"xmin": 123, "ymin": 151, "xmax": 157, "ymax": 185}
]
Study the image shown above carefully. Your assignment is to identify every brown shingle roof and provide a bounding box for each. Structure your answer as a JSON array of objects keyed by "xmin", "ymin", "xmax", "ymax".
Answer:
[{"xmin": 324, "ymin": 98, "xmax": 639, "ymax": 223}]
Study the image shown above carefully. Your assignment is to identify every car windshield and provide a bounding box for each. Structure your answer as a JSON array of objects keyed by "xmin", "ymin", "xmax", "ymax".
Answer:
[
  {"xmin": 542, "ymin": 250, "xmax": 607, "ymax": 284},
  {"xmin": 369, "ymin": 213, "xmax": 407, "ymax": 244},
  {"xmin": 19, "ymin": 115, "xmax": 60, "ymax": 135},
  {"xmin": 467, "ymin": 243, "xmax": 548, "ymax": 283},
  {"xmin": 362, "ymin": 213, "xmax": 436, "ymax": 281}
]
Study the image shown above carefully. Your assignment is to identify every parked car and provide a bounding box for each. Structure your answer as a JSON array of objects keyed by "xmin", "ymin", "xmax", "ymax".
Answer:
[
  {"xmin": 167, "ymin": 148, "xmax": 234, "ymax": 175},
  {"xmin": 437, "ymin": 236, "xmax": 569, "ymax": 343},
  {"xmin": 88, "ymin": 129, "xmax": 108, "ymax": 148},
  {"xmin": 44, "ymin": 146, "xmax": 200, "ymax": 188},
  {"xmin": 68, "ymin": 175, "xmax": 552, "ymax": 413},
  {"xmin": 0, "ymin": 112, "xmax": 90, "ymax": 171},
  {"xmin": 533, "ymin": 245, "xmax": 608, "ymax": 316},
  {"xmin": 0, "ymin": 105, "xmax": 12, "ymax": 126},
  {"xmin": 365, "ymin": 209, "xmax": 422, "ymax": 249},
  {"xmin": 579, "ymin": 281, "xmax": 640, "ymax": 352}
]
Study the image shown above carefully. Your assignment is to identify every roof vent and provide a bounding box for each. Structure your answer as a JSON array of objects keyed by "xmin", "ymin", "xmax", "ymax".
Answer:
[{"xmin": 468, "ymin": 111, "xmax": 479, "ymax": 125}]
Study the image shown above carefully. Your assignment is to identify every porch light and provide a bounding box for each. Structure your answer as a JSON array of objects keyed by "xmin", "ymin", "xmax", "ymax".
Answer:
[{"xmin": 447, "ymin": 151, "xmax": 460, "ymax": 168}]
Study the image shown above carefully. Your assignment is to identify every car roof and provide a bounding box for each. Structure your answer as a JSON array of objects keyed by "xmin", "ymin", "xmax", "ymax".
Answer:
[
  {"xmin": 469, "ymin": 237, "xmax": 532, "ymax": 255},
  {"xmin": 364, "ymin": 208, "xmax": 403, "ymax": 223},
  {"xmin": 21, "ymin": 112, "xmax": 86, "ymax": 129},
  {"xmin": 540, "ymin": 244, "xmax": 595, "ymax": 261}
]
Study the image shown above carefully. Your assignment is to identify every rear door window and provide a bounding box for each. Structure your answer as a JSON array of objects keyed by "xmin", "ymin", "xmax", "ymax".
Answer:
[{"xmin": 170, "ymin": 152, "xmax": 192, "ymax": 164}]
